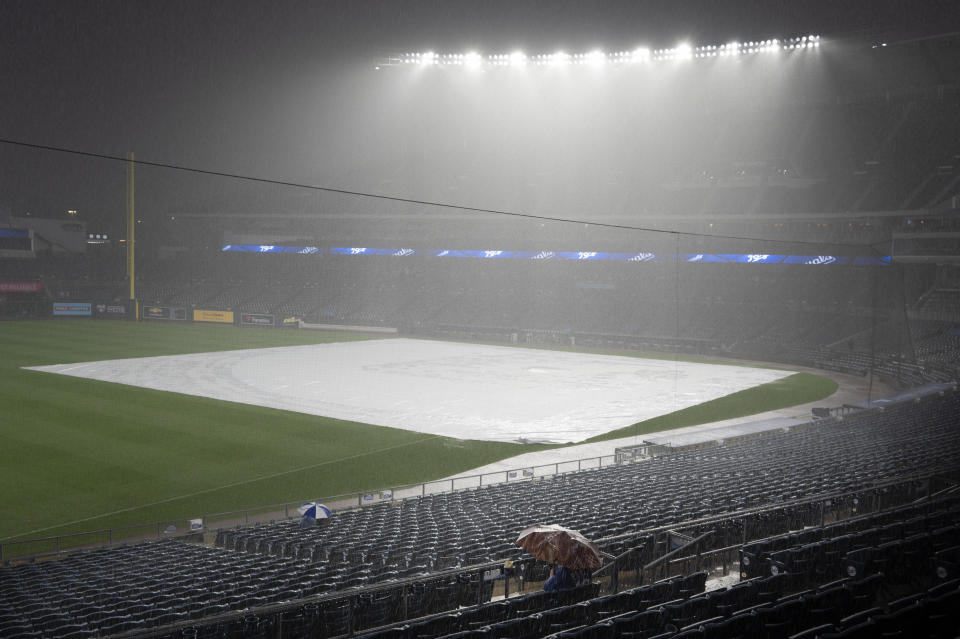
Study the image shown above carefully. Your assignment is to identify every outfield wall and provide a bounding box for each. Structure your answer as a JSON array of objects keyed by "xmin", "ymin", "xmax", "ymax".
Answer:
[
  {"xmin": 51, "ymin": 300, "xmax": 133, "ymax": 319},
  {"xmin": 140, "ymin": 306, "xmax": 272, "ymax": 326},
  {"xmin": 48, "ymin": 301, "xmax": 276, "ymax": 325},
  {"xmin": 299, "ymin": 320, "xmax": 398, "ymax": 333}
]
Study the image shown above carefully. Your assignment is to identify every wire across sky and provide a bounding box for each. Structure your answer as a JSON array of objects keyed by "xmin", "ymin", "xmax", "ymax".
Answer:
[{"xmin": 0, "ymin": 134, "xmax": 879, "ymax": 251}]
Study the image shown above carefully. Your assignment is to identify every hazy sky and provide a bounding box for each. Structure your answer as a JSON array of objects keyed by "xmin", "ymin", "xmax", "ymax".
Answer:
[{"xmin": 0, "ymin": 1, "xmax": 955, "ymax": 231}]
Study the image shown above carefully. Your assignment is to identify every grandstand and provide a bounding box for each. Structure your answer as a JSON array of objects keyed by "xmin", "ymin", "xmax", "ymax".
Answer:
[{"xmin": 2, "ymin": 11, "xmax": 960, "ymax": 639}]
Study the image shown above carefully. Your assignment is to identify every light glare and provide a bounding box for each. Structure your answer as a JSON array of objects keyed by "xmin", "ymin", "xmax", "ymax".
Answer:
[
  {"xmin": 509, "ymin": 51, "xmax": 527, "ymax": 67},
  {"xmin": 586, "ymin": 49, "xmax": 606, "ymax": 66},
  {"xmin": 389, "ymin": 33, "xmax": 820, "ymax": 70}
]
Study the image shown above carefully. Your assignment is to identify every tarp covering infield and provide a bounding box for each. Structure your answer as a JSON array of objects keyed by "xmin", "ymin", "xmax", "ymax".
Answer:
[{"xmin": 24, "ymin": 338, "xmax": 791, "ymax": 444}]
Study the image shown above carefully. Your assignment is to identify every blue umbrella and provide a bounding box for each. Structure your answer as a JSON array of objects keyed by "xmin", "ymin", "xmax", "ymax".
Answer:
[{"xmin": 297, "ymin": 502, "xmax": 331, "ymax": 519}]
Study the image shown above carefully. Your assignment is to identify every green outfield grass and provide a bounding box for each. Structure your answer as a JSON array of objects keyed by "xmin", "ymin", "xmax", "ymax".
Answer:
[
  {"xmin": 585, "ymin": 372, "xmax": 837, "ymax": 442},
  {"xmin": 0, "ymin": 320, "xmax": 837, "ymax": 549}
]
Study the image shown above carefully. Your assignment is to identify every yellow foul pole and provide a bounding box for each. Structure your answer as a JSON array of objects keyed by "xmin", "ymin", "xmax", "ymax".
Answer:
[{"xmin": 126, "ymin": 152, "xmax": 136, "ymax": 318}]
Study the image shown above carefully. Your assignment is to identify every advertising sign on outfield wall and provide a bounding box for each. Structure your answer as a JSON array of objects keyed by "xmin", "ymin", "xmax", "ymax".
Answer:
[
  {"xmin": 52, "ymin": 302, "xmax": 91, "ymax": 316},
  {"xmin": 193, "ymin": 309, "xmax": 234, "ymax": 323},
  {"xmin": 143, "ymin": 306, "xmax": 168, "ymax": 320},
  {"xmin": 241, "ymin": 313, "xmax": 275, "ymax": 327},
  {"xmin": 143, "ymin": 306, "xmax": 187, "ymax": 320},
  {"xmin": 0, "ymin": 281, "xmax": 43, "ymax": 293},
  {"xmin": 93, "ymin": 302, "xmax": 128, "ymax": 319}
]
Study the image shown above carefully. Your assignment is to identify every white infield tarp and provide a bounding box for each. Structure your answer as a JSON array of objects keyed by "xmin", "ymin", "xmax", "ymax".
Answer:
[{"xmin": 26, "ymin": 338, "xmax": 792, "ymax": 443}]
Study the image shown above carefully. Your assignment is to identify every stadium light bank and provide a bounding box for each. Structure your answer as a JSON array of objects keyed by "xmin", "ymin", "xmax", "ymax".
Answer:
[{"xmin": 377, "ymin": 35, "xmax": 820, "ymax": 70}]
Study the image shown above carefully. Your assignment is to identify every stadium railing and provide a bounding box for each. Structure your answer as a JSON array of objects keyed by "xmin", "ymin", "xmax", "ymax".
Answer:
[
  {"xmin": 5, "ymin": 376, "xmax": 954, "ymax": 563},
  {"xmin": 0, "ymin": 453, "xmax": 619, "ymax": 563},
  {"xmin": 102, "ymin": 471, "xmax": 955, "ymax": 639},
  {"xmin": 6, "ymin": 376, "xmax": 954, "ymax": 564}
]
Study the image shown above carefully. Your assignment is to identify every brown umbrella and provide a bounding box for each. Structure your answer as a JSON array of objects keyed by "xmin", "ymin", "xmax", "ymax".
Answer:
[{"xmin": 515, "ymin": 524, "xmax": 603, "ymax": 570}]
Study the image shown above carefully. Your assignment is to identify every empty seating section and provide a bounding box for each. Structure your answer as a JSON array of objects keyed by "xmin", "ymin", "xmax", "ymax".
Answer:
[
  {"xmin": 1, "ymin": 390, "xmax": 958, "ymax": 637},
  {"xmin": 352, "ymin": 565, "xmax": 958, "ymax": 638},
  {"xmin": 518, "ymin": 575, "xmax": 960, "ymax": 639},
  {"xmin": 740, "ymin": 495, "xmax": 960, "ymax": 584},
  {"xmin": 274, "ymin": 281, "xmax": 327, "ymax": 319},
  {"xmin": 216, "ymin": 392, "xmax": 960, "ymax": 575},
  {"xmin": 0, "ymin": 541, "xmax": 333, "ymax": 637},
  {"xmin": 759, "ymin": 339, "xmax": 958, "ymax": 388},
  {"xmin": 202, "ymin": 282, "xmax": 249, "ymax": 310},
  {"xmin": 917, "ymin": 288, "xmax": 960, "ymax": 320},
  {"xmin": 914, "ymin": 322, "xmax": 960, "ymax": 377},
  {"xmin": 137, "ymin": 283, "xmax": 178, "ymax": 305},
  {"xmin": 134, "ymin": 251, "xmax": 960, "ymax": 392},
  {"xmin": 168, "ymin": 281, "xmax": 222, "ymax": 308}
]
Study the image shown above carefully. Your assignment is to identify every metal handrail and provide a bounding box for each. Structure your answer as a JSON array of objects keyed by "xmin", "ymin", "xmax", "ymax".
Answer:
[
  {"xmin": 111, "ymin": 557, "xmax": 528, "ymax": 639},
  {"xmin": 641, "ymin": 530, "xmax": 715, "ymax": 574},
  {"xmin": 594, "ymin": 467, "xmax": 947, "ymax": 547},
  {"xmin": 2, "ymin": 456, "xmax": 948, "ymax": 564},
  {"xmin": 0, "ymin": 452, "xmax": 622, "ymax": 562},
  {"xmin": 9, "ymin": 381, "xmax": 952, "ymax": 563}
]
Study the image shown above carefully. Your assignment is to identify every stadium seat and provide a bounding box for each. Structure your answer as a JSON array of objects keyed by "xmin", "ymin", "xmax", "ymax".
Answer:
[
  {"xmin": 405, "ymin": 612, "xmax": 460, "ymax": 639},
  {"xmin": 607, "ymin": 608, "xmax": 667, "ymax": 638},
  {"xmin": 538, "ymin": 604, "xmax": 590, "ymax": 634},
  {"xmin": 787, "ymin": 624, "xmax": 837, "ymax": 639},
  {"xmin": 925, "ymin": 587, "xmax": 960, "ymax": 639}
]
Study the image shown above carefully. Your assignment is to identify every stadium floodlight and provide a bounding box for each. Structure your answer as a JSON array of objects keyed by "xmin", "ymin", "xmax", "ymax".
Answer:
[
  {"xmin": 578, "ymin": 49, "xmax": 605, "ymax": 67},
  {"xmin": 464, "ymin": 51, "xmax": 483, "ymax": 70},
  {"xmin": 384, "ymin": 33, "xmax": 820, "ymax": 70},
  {"xmin": 509, "ymin": 51, "xmax": 527, "ymax": 67},
  {"xmin": 549, "ymin": 51, "xmax": 571, "ymax": 67}
]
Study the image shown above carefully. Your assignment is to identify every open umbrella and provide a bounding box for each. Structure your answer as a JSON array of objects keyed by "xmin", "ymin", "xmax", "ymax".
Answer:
[
  {"xmin": 515, "ymin": 524, "xmax": 602, "ymax": 570},
  {"xmin": 297, "ymin": 502, "xmax": 331, "ymax": 519}
]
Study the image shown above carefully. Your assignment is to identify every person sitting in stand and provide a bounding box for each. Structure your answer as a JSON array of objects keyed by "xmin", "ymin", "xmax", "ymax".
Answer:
[{"xmin": 544, "ymin": 565, "xmax": 577, "ymax": 592}]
